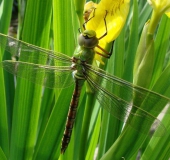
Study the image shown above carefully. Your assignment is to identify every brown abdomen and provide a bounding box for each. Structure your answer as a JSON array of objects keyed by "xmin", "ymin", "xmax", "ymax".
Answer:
[{"xmin": 61, "ymin": 79, "xmax": 83, "ymax": 154}]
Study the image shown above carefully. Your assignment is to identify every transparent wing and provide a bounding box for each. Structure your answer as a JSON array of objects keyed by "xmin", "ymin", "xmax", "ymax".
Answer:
[
  {"xmin": 0, "ymin": 33, "xmax": 75, "ymax": 88},
  {"xmin": 1, "ymin": 60, "xmax": 74, "ymax": 88},
  {"xmin": 85, "ymin": 64, "xmax": 170, "ymax": 136},
  {"xmin": 0, "ymin": 33, "xmax": 72, "ymax": 64}
]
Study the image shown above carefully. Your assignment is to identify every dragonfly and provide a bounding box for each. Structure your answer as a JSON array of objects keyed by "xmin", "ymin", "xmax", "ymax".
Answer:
[{"xmin": 0, "ymin": 11, "xmax": 170, "ymax": 154}]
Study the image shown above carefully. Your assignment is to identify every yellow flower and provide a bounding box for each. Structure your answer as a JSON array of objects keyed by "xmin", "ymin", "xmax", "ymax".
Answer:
[
  {"xmin": 147, "ymin": 0, "xmax": 170, "ymax": 34},
  {"xmin": 84, "ymin": 0, "xmax": 130, "ymax": 63},
  {"xmin": 148, "ymin": 0, "xmax": 170, "ymax": 17},
  {"xmin": 86, "ymin": 0, "xmax": 129, "ymax": 43}
]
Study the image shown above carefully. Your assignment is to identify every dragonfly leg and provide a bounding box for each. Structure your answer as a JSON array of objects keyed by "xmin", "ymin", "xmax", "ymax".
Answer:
[
  {"xmin": 83, "ymin": 8, "xmax": 96, "ymax": 30},
  {"xmin": 96, "ymin": 40, "xmax": 114, "ymax": 58},
  {"xmin": 98, "ymin": 10, "xmax": 108, "ymax": 40},
  {"xmin": 95, "ymin": 50, "xmax": 110, "ymax": 58},
  {"xmin": 95, "ymin": 10, "xmax": 114, "ymax": 58}
]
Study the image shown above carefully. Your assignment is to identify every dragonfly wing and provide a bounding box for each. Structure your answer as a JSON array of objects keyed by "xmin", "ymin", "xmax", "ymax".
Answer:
[
  {"xmin": 85, "ymin": 64, "xmax": 170, "ymax": 136},
  {"xmin": 1, "ymin": 60, "xmax": 74, "ymax": 88},
  {"xmin": 0, "ymin": 33, "xmax": 72, "ymax": 64}
]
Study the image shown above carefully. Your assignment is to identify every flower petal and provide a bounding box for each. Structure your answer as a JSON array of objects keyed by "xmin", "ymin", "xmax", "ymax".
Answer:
[
  {"xmin": 86, "ymin": 0, "xmax": 130, "ymax": 43},
  {"xmin": 166, "ymin": 11, "xmax": 170, "ymax": 17},
  {"xmin": 147, "ymin": 0, "xmax": 170, "ymax": 15},
  {"xmin": 84, "ymin": 0, "xmax": 129, "ymax": 63}
]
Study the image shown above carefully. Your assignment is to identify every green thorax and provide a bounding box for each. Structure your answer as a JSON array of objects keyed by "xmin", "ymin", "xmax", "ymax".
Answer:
[
  {"xmin": 72, "ymin": 30, "xmax": 99, "ymax": 80},
  {"xmin": 73, "ymin": 45, "xmax": 95, "ymax": 65}
]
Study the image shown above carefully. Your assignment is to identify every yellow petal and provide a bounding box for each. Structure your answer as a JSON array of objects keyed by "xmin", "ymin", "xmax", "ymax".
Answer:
[
  {"xmin": 84, "ymin": 0, "xmax": 129, "ymax": 62},
  {"xmin": 165, "ymin": 11, "xmax": 170, "ymax": 17},
  {"xmin": 86, "ymin": 0, "xmax": 130, "ymax": 43},
  {"xmin": 148, "ymin": 0, "xmax": 170, "ymax": 15}
]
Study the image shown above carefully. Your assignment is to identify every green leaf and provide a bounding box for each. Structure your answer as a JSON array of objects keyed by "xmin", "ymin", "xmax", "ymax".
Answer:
[
  {"xmin": 123, "ymin": 0, "xmax": 139, "ymax": 82},
  {"xmin": 0, "ymin": 0, "xmax": 13, "ymax": 158},
  {"xmin": 9, "ymin": 0, "xmax": 52, "ymax": 159},
  {"xmin": 0, "ymin": 147, "xmax": 7, "ymax": 160}
]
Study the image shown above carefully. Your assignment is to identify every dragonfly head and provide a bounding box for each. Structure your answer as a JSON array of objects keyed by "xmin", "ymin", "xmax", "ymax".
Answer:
[{"xmin": 78, "ymin": 30, "xmax": 99, "ymax": 49}]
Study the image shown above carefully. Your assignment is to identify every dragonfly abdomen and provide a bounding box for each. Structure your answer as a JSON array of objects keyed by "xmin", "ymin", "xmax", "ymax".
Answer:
[{"xmin": 61, "ymin": 79, "xmax": 84, "ymax": 154}]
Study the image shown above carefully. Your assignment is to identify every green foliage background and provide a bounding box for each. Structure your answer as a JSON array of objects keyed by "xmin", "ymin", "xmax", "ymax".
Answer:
[{"xmin": 0, "ymin": 0, "xmax": 170, "ymax": 159}]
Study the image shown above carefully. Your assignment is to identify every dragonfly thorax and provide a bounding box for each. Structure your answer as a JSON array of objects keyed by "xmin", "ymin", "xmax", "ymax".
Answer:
[
  {"xmin": 78, "ymin": 30, "xmax": 98, "ymax": 49},
  {"xmin": 71, "ymin": 59, "xmax": 86, "ymax": 81}
]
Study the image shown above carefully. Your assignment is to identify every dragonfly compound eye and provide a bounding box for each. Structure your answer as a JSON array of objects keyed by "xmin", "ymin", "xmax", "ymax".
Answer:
[{"xmin": 78, "ymin": 30, "xmax": 98, "ymax": 48}]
